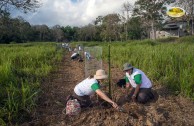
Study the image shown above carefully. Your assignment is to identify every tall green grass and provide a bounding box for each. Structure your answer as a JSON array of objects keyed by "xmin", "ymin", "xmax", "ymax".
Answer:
[
  {"xmin": 106, "ymin": 42, "xmax": 194, "ymax": 99},
  {"xmin": 0, "ymin": 42, "xmax": 63, "ymax": 125},
  {"xmin": 74, "ymin": 36, "xmax": 194, "ymax": 100}
]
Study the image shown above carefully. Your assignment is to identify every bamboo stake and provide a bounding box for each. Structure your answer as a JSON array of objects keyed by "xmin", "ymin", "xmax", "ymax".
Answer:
[{"xmin": 108, "ymin": 40, "xmax": 112, "ymax": 99}]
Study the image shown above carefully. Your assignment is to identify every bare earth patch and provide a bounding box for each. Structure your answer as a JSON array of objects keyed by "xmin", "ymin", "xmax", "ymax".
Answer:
[{"xmin": 22, "ymin": 52, "xmax": 194, "ymax": 126}]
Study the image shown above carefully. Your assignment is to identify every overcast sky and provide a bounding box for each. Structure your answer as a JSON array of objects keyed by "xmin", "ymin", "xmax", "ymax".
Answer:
[{"xmin": 12, "ymin": 0, "xmax": 135, "ymax": 27}]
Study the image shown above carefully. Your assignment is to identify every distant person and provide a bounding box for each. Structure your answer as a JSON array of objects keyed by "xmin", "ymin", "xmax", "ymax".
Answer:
[
  {"xmin": 84, "ymin": 51, "xmax": 91, "ymax": 60},
  {"xmin": 72, "ymin": 69, "xmax": 119, "ymax": 109},
  {"xmin": 71, "ymin": 52, "xmax": 79, "ymax": 60},
  {"xmin": 78, "ymin": 45, "xmax": 82, "ymax": 51},
  {"xmin": 62, "ymin": 43, "xmax": 65, "ymax": 48},
  {"xmin": 74, "ymin": 48, "xmax": 78, "ymax": 52},
  {"xmin": 65, "ymin": 43, "xmax": 69, "ymax": 48},
  {"xmin": 118, "ymin": 63, "xmax": 154, "ymax": 105},
  {"xmin": 68, "ymin": 47, "xmax": 72, "ymax": 52}
]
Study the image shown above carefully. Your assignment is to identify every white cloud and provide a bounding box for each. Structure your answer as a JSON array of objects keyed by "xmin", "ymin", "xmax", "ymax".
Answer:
[{"xmin": 12, "ymin": 0, "xmax": 136, "ymax": 27}]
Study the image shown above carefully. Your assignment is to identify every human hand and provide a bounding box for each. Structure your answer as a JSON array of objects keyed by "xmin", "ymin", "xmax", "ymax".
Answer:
[{"xmin": 111, "ymin": 102, "xmax": 119, "ymax": 110}]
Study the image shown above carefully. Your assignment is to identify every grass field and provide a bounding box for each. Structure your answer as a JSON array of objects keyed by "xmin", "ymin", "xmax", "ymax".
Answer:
[
  {"xmin": 75, "ymin": 36, "xmax": 194, "ymax": 100},
  {"xmin": 0, "ymin": 42, "xmax": 63, "ymax": 125},
  {"xmin": 1, "ymin": 36, "xmax": 194, "ymax": 125}
]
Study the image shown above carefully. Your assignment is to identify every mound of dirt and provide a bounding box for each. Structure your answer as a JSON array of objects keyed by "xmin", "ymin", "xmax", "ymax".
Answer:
[{"xmin": 22, "ymin": 52, "xmax": 194, "ymax": 126}]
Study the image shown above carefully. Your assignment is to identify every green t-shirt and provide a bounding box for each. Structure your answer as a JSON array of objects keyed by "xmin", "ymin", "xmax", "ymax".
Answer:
[
  {"xmin": 91, "ymin": 83, "xmax": 100, "ymax": 91},
  {"xmin": 125, "ymin": 74, "xmax": 142, "ymax": 84}
]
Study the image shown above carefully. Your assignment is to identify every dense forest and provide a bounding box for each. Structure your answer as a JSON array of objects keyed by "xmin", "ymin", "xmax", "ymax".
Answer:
[{"xmin": 0, "ymin": 0, "xmax": 194, "ymax": 44}]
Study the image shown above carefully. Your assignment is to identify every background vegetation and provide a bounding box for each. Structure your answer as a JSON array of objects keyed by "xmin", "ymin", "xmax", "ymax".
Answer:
[
  {"xmin": 0, "ymin": 35, "xmax": 193, "ymax": 125},
  {"xmin": 1, "ymin": 0, "xmax": 193, "ymax": 43},
  {"xmin": 0, "ymin": 43, "xmax": 63, "ymax": 125},
  {"xmin": 75, "ymin": 36, "xmax": 194, "ymax": 100}
]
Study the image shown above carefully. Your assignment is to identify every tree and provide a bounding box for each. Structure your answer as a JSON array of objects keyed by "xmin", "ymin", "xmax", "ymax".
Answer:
[
  {"xmin": 94, "ymin": 16, "xmax": 103, "ymax": 25},
  {"xmin": 94, "ymin": 16, "xmax": 104, "ymax": 41},
  {"xmin": 101, "ymin": 13, "xmax": 121, "ymax": 41},
  {"xmin": 0, "ymin": 12, "xmax": 12, "ymax": 43},
  {"xmin": 32, "ymin": 25, "xmax": 51, "ymax": 41},
  {"xmin": 133, "ymin": 0, "xmax": 166, "ymax": 39},
  {"xmin": 77, "ymin": 24, "xmax": 96, "ymax": 41},
  {"xmin": 127, "ymin": 17, "xmax": 144, "ymax": 40},
  {"xmin": 0, "ymin": 0, "xmax": 41, "ymax": 14},
  {"xmin": 0, "ymin": 13, "xmax": 35, "ymax": 43},
  {"xmin": 11, "ymin": 17, "xmax": 34, "ymax": 42},
  {"xmin": 122, "ymin": 1, "xmax": 133, "ymax": 41},
  {"xmin": 62, "ymin": 25, "xmax": 76, "ymax": 42},
  {"xmin": 51, "ymin": 25, "xmax": 64, "ymax": 42},
  {"xmin": 0, "ymin": 0, "xmax": 41, "ymax": 43}
]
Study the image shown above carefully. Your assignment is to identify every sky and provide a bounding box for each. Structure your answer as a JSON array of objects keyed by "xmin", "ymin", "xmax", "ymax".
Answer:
[{"xmin": 12, "ymin": 0, "xmax": 135, "ymax": 27}]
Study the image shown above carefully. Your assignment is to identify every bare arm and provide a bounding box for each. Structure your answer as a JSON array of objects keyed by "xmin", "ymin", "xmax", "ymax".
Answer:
[
  {"xmin": 125, "ymin": 82, "xmax": 132, "ymax": 94},
  {"xmin": 95, "ymin": 89, "xmax": 119, "ymax": 109},
  {"xmin": 126, "ymin": 82, "xmax": 131, "ymax": 88}
]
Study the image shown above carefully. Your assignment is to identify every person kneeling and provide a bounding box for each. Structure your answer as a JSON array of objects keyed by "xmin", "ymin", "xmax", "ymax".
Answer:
[
  {"xmin": 71, "ymin": 52, "xmax": 79, "ymax": 60},
  {"xmin": 72, "ymin": 69, "xmax": 119, "ymax": 109},
  {"xmin": 118, "ymin": 63, "xmax": 154, "ymax": 105}
]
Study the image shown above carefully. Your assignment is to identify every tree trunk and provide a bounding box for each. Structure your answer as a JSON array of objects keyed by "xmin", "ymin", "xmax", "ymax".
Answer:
[
  {"xmin": 126, "ymin": 11, "xmax": 129, "ymax": 41},
  {"xmin": 151, "ymin": 21, "xmax": 156, "ymax": 40}
]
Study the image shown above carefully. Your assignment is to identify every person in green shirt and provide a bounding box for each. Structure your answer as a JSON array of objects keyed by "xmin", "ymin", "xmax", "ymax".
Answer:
[
  {"xmin": 118, "ymin": 63, "xmax": 154, "ymax": 105},
  {"xmin": 72, "ymin": 69, "xmax": 119, "ymax": 109}
]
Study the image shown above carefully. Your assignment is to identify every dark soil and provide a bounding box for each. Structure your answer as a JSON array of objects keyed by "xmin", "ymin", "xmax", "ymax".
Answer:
[{"xmin": 22, "ymin": 51, "xmax": 194, "ymax": 126}]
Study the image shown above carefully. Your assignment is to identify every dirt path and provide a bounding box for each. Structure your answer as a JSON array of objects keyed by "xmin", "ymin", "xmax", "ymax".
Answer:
[{"xmin": 24, "ymin": 51, "xmax": 194, "ymax": 126}]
